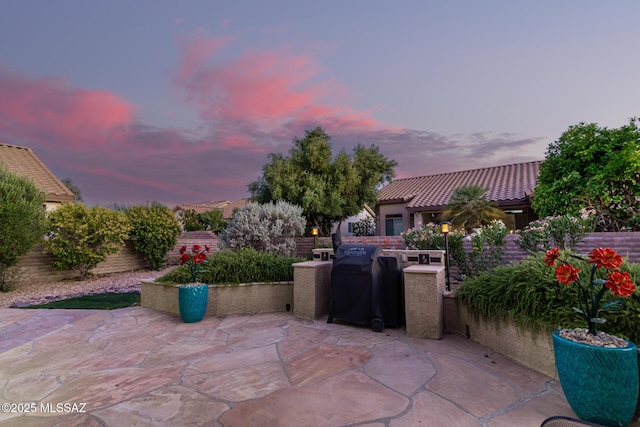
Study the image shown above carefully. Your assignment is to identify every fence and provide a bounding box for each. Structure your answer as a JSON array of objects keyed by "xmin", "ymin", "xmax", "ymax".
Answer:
[{"xmin": 12, "ymin": 231, "xmax": 640, "ymax": 285}]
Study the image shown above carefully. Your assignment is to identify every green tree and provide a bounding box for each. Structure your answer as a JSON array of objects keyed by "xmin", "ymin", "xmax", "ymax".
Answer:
[
  {"xmin": 532, "ymin": 119, "xmax": 640, "ymax": 231},
  {"xmin": 0, "ymin": 166, "xmax": 48, "ymax": 291},
  {"xmin": 44, "ymin": 203, "xmax": 130, "ymax": 279},
  {"xmin": 61, "ymin": 178, "xmax": 82, "ymax": 202},
  {"xmin": 440, "ymin": 185, "xmax": 506, "ymax": 233},
  {"xmin": 199, "ymin": 209, "xmax": 227, "ymax": 233},
  {"xmin": 248, "ymin": 127, "xmax": 397, "ymax": 235},
  {"xmin": 126, "ymin": 202, "xmax": 182, "ymax": 270}
]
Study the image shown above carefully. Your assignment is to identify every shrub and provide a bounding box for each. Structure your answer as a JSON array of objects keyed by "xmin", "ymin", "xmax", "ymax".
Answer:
[
  {"xmin": 156, "ymin": 248, "xmax": 304, "ymax": 285},
  {"xmin": 515, "ymin": 211, "xmax": 594, "ymax": 254},
  {"xmin": 466, "ymin": 220, "xmax": 508, "ymax": 276},
  {"xmin": 351, "ymin": 216, "xmax": 376, "ymax": 236},
  {"xmin": 178, "ymin": 209, "xmax": 204, "ymax": 231},
  {"xmin": 126, "ymin": 202, "xmax": 182, "ymax": 270},
  {"xmin": 456, "ymin": 252, "xmax": 640, "ymax": 343},
  {"xmin": 44, "ymin": 203, "xmax": 130, "ymax": 279},
  {"xmin": 219, "ymin": 201, "xmax": 306, "ymax": 256},
  {"xmin": 0, "ymin": 166, "xmax": 48, "ymax": 291},
  {"xmin": 199, "ymin": 209, "xmax": 227, "ymax": 233}
]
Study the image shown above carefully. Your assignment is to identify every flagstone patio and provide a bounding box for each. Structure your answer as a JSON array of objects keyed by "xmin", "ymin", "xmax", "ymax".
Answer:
[{"xmin": 0, "ymin": 306, "xmax": 626, "ymax": 426}]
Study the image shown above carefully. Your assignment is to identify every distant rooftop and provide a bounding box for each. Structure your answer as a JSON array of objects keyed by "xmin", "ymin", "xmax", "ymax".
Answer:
[
  {"xmin": 175, "ymin": 198, "xmax": 248, "ymax": 219},
  {"xmin": 378, "ymin": 160, "xmax": 542, "ymax": 212},
  {"xmin": 0, "ymin": 143, "xmax": 75, "ymax": 203}
]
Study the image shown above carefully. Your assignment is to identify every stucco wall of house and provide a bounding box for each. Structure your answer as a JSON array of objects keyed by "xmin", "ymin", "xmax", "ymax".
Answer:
[{"xmin": 377, "ymin": 202, "xmax": 411, "ymax": 236}]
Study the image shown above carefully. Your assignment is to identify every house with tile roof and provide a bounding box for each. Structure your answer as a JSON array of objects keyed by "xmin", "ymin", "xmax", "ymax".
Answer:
[
  {"xmin": 376, "ymin": 160, "xmax": 542, "ymax": 235},
  {"xmin": 0, "ymin": 143, "xmax": 75, "ymax": 211},
  {"xmin": 173, "ymin": 198, "xmax": 248, "ymax": 222}
]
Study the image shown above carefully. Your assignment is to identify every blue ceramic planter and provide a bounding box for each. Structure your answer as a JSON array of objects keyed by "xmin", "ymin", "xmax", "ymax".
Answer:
[
  {"xmin": 178, "ymin": 284, "xmax": 208, "ymax": 323},
  {"xmin": 553, "ymin": 330, "xmax": 639, "ymax": 427}
]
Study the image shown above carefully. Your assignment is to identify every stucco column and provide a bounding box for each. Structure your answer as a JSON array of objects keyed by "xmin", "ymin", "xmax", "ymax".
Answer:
[
  {"xmin": 293, "ymin": 261, "xmax": 332, "ymax": 320},
  {"xmin": 403, "ymin": 265, "xmax": 445, "ymax": 339}
]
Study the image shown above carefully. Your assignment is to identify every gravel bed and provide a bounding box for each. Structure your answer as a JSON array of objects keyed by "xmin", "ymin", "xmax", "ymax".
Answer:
[
  {"xmin": 559, "ymin": 328, "xmax": 631, "ymax": 348},
  {"xmin": 0, "ymin": 268, "xmax": 173, "ymax": 308}
]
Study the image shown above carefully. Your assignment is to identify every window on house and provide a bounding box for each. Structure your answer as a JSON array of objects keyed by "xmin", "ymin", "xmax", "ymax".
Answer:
[
  {"xmin": 409, "ymin": 213, "xmax": 415, "ymax": 229},
  {"xmin": 347, "ymin": 222, "xmax": 354, "ymax": 233},
  {"xmin": 385, "ymin": 214, "xmax": 403, "ymax": 236}
]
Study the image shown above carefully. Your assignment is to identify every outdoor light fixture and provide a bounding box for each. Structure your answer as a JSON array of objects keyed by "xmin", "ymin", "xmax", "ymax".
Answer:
[
  {"xmin": 311, "ymin": 226, "xmax": 320, "ymax": 249},
  {"xmin": 440, "ymin": 222, "xmax": 450, "ymax": 235},
  {"xmin": 440, "ymin": 221, "xmax": 451, "ymax": 292}
]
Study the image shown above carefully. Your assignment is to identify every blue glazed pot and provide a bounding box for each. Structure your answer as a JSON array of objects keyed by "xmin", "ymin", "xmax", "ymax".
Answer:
[
  {"xmin": 178, "ymin": 284, "xmax": 208, "ymax": 323},
  {"xmin": 553, "ymin": 330, "xmax": 639, "ymax": 427}
]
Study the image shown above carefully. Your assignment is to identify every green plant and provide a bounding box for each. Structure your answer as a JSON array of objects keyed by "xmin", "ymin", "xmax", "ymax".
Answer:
[
  {"xmin": 44, "ymin": 203, "xmax": 130, "ymax": 280},
  {"xmin": 126, "ymin": 202, "xmax": 182, "ymax": 270},
  {"xmin": 157, "ymin": 248, "xmax": 304, "ymax": 285},
  {"xmin": 457, "ymin": 252, "xmax": 640, "ymax": 343},
  {"xmin": 248, "ymin": 126, "xmax": 397, "ymax": 236},
  {"xmin": 0, "ymin": 166, "xmax": 48, "ymax": 292},
  {"xmin": 466, "ymin": 220, "xmax": 508, "ymax": 275},
  {"xmin": 199, "ymin": 209, "xmax": 227, "ymax": 233},
  {"xmin": 219, "ymin": 201, "xmax": 306, "ymax": 256},
  {"xmin": 178, "ymin": 244, "xmax": 210, "ymax": 283},
  {"xmin": 515, "ymin": 211, "xmax": 594, "ymax": 254},
  {"xmin": 545, "ymin": 247, "xmax": 636, "ymax": 336},
  {"xmin": 351, "ymin": 216, "xmax": 376, "ymax": 236},
  {"xmin": 440, "ymin": 185, "xmax": 506, "ymax": 233},
  {"xmin": 532, "ymin": 118, "xmax": 640, "ymax": 231},
  {"xmin": 178, "ymin": 209, "xmax": 205, "ymax": 231}
]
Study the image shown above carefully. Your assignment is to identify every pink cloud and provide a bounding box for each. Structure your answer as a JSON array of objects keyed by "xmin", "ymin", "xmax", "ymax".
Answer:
[
  {"xmin": 0, "ymin": 67, "xmax": 134, "ymax": 149},
  {"xmin": 173, "ymin": 34, "xmax": 386, "ymax": 136}
]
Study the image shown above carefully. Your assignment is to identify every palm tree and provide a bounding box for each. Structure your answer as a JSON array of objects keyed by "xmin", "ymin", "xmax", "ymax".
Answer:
[{"xmin": 440, "ymin": 185, "xmax": 506, "ymax": 233}]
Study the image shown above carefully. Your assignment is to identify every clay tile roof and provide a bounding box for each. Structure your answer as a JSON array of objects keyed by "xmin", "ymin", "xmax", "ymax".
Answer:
[
  {"xmin": 174, "ymin": 198, "xmax": 248, "ymax": 219},
  {"xmin": 175, "ymin": 200, "xmax": 230, "ymax": 214},
  {"xmin": 0, "ymin": 143, "xmax": 75, "ymax": 203},
  {"xmin": 378, "ymin": 160, "xmax": 542, "ymax": 212},
  {"xmin": 220, "ymin": 198, "xmax": 248, "ymax": 219}
]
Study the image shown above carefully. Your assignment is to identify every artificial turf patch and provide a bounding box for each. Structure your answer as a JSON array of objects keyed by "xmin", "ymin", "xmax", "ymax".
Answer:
[{"xmin": 25, "ymin": 292, "xmax": 140, "ymax": 310}]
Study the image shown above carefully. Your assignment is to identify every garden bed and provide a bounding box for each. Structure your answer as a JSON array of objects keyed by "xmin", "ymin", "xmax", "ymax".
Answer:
[{"xmin": 140, "ymin": 280, "xmax": 293, "ymax": 317}]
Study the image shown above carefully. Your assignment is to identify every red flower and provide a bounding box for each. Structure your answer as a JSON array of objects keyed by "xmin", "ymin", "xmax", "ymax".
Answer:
[
  {"xmin": 178, "ymin": 253, "xmax": 189, "ymax": 265},
  {"xmin": 588, "ymin": 248, "xmax": 623, "ymax": 270},
  {"xmin": 544, "ymin": 248, "xmax": 560, "ymax": 267},
  {"xmin": 179, "ymin": 245, "xmax": 187, "ymax": 254},
  {"xmin": 193, "ymin": 244, "xmax": 201, "ymax": 252},
  {"xmin": 193, "ymin": 253, "xmax": 207, "ymax": 264},
  {"xmin": 555, "ymin": 264, "xmax": 581, "ymax": 285},
  {"xmin": 605, "ymin": 271, "xmax": 637, "ymax": 297},
  {"xmin": 205, "ymin": 245, "xmax": 211, "ymax": 253}
]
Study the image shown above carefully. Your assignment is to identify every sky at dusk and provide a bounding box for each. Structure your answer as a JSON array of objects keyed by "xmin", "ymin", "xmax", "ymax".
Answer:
[{"xmin": 1, "ymin": 1, "xmax": 638, "ymax": 207}]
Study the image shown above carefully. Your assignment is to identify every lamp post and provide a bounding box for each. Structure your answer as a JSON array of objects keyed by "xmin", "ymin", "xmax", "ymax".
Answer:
[
  {"xmin": 440, "ymin": 221, "xmax": 451, "ymax": 292},
  {"xmin": 311, "ymin": 226, "xmax": 320, "ymax": 249}
]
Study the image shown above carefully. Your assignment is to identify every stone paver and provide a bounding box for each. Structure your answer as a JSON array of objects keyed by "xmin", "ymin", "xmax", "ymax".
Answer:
[{"xmin": 0, "ymin": 306, "xmax": 629, "ymax": 426}]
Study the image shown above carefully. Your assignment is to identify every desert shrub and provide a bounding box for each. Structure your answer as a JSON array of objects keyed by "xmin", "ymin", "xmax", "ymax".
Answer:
[
  {"xmin": 219, "ymin": 201, "xmax": 306, "ymax": 256},
  {"xmin": 44, "ymin": 203, "xmax": 130, "ymax": 280},
  {"xmin": 457, "ymin": 252, "xmax": 640, "ymax": 343},
  {"xmin": 0, "ymin": 166, "xmax": 48, "ymax": 291},
  {"xmin": 126, "ymin": 202, "xmax": 182, "ymax": 270},
  {"xmin": 156, "ymin": 248, "xmax": 304, "ymax": 285}
]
